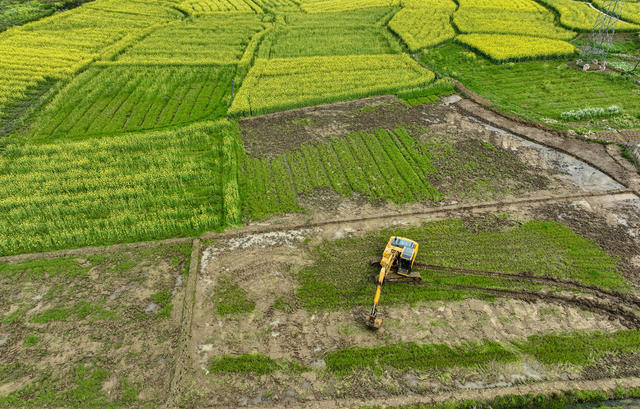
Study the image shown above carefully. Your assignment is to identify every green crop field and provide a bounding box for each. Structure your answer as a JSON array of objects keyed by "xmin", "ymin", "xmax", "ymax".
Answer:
[{"xmin": 28, "ymin": 65, "xmax": 236, "ymax": 138}]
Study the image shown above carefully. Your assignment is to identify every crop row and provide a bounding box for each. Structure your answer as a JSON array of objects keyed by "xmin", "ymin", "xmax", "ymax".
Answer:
[
  {"xmin": 239, "ymin": 128, "xmax": 442, "ymax": 220},
  {"xmin": 230, "ymin": 54, "xmax": 434, "ymax": 116},
  {"xmin": 536, "ymin": 0, "xmax": 640, "ymax": 32},
  {"xmin": 28, "ymin": 65, "xmax": 236, "ymax": 139},
  {"xmin": 456, "ymin": 34, "xmax": 576, "ymax": 62},
  {"xmin": 0, "ymin": 121, "xmax": 237, "ymax": 256}
]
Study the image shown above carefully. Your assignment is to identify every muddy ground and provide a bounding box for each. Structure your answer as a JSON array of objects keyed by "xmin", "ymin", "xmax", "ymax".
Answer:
[
  {"xmin": 0, "ymin": 244, "xmax": 191, "ymax": 406},
  {"xmin": 180, "ymin": 190, "xmax": 640, "ymax": 408},
  {"xmin": 241, "ymin": 95, "xmax": 627, "ymax": 223}
]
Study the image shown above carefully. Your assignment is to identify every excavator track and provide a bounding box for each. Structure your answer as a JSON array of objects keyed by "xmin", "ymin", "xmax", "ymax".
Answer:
[{"xmin": 369, "ymin": 262, "xmax": 640, "ymax": 329}]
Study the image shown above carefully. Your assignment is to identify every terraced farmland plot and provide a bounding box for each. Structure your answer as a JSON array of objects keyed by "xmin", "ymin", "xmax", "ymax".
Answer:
[
  {"xmin": 0, "ymin": 0, "xmax": 181, "ymax": 135},
  {"xmin": 177, "ymin": 0, "xmax": 262, "ymax": 14},
  {"xmin": 0, "ymin": 122, "xmax": 231, "ymax": 256},
  {"xmin": 299, "ymin": 0, "xmax": 398, "ymax": 13},
  {"xmin": 230, "ymin": 54, "xmax": 434, "ymax": 116},
  {"xmin": 536, "ymin": 0, "xmax": 640, "ymax": 32},
  {"xmin": 388, "ymin": 6, "xmax": 456, "ymax": 51},
  {"xmin": 259, "ymin": 25, "xmax": 401, "ymax": 58},
  {"xmin": 456, "ymin": 34, "xmax": 576, "ymax": 62},
  {"xmin": 593, "ymin": 0, "xmax": 640, "ymax": 25},
  {"xmin": 453, "ymin": 9, "xmax": 576, "ymax": 40},
  {"xmin": 116, "ymin": 16, "xmax": 265, "ymax": 64},
  {"xmin": 251, "ymin": 0, "xmax": 300, "ymax": 11},
  {"xmin": 29, "ymin": 65, "xmax": 235, "ymax": 138},
  {"xmin": 283, "ymin": 7, "xmax": 392, "ymax": 25}
]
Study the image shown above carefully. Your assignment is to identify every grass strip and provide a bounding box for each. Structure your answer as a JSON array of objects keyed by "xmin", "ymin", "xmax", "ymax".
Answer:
[{"xmin": 326, "ymin": 340, "xmax": 517, "ymax": 375}]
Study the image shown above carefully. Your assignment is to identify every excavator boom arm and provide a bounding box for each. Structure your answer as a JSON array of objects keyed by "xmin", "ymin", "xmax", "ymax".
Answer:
[{"xmin": 366, "ymin": 252, "xmax": 397, "ymax": 328}]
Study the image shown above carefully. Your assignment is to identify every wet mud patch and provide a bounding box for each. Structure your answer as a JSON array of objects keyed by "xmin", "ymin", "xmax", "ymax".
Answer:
[
  {"xmin": 239, "ymin": 95, "xmax": 455, "ymax": 158},
  {"xmin": 0, "ymin": 244, "xmax": 191, "ymax": 407},
  {"xmin": 583, "ymin": 351, "xmax": 640, "ymax": 380},
  {"xmin": 533, "ymin": 196, "xmax": 640, "ymax": 285}
]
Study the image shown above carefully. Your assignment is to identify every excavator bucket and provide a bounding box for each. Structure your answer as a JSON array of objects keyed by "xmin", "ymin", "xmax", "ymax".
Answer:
[{"xmin": 365, "ymin": 315, "xmax": 383, "ymax": 330}]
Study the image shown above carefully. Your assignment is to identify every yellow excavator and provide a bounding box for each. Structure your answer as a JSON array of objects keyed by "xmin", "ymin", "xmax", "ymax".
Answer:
[{"xmin": 366, "ymin": 236, "xmax": 420, "ymax": 330}]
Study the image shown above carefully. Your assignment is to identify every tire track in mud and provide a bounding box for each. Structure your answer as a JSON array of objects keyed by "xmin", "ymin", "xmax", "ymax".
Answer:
[
  {"xmin": 446, "ymin": 284, "xmax": 640, "ymax": 329},
  {"xmin": 414, "ymin": 263, "xmax": 640, "ymax": 308},
  {"xmin": 400, "ymin": 264, "xmax": 640, "ymax": 329}
]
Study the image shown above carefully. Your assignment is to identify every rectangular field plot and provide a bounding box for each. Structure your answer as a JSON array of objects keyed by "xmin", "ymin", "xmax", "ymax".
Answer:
[
  {"xmin": 259, "ymin": 25, "xmax": 401, "ymax": 58},
  {"xmin": 117, "ymin": 15, "xmax": 265, "ymax": 65},
  {"xmin": 177, "ymin": 0, "xmax": 262, "ymax": 14},
  {"xmin": 230, "ymin": 54, "xmax": 435, "ymax": 116},
  {"xmin": 283, "ymin": 7, "xmax": 392, "ymax": 25},
  {"xmin": 456, "ymin": 34, "xmax": 576, "ymax": 62},
  {"xmin": 186, "ymin": 215, "xmax": 633, "ymax": 406},
  {"xmin": 299, "ymin": 0, "xmax": 396, "ymax": 13},
  {"xmin": 30, "ymin": 65, "xmax": 235, "ymax": 138},
  {"xmin": 389, "ymin": 7, "xmax": 456, "ymax": 51},
  {"xmin": 239, "ymin": 128, "xmax": 443, "ymax": 219},
  {"xmin": 0, "ymin": 122, "xmax": 229, "ymax": 256},
  {"xmin": 0, "ymin": 245, "xmax": 190, "ymax": 407},
  {"xmin": 454, "ymin": 9, "xmax": 576, "ymax": 40}
]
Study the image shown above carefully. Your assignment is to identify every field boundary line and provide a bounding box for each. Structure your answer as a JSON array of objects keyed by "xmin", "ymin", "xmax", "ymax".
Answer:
[
  {"xmin": 169, "ymin": 238, "xmax": 201, "ymax": 406},
  {"xmin": 0, "ymin": 190, "xmax": 633, "ymax": 263},
  {"xmin": 205, "ymin": 376, "xmax": 640, "ymax": 409},
  {"xmin": 200, "ymin": 189, "xmax": 633, "ymax": 240}
]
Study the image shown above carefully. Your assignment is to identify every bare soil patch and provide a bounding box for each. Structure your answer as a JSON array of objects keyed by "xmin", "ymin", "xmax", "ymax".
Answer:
[
  {"xmin": 239, "ymin": 95, "xmax": 457, "ymax": 158},
  {"xmin": 0, "ymin": 244, "xmax": 191, "ymax": 407}
]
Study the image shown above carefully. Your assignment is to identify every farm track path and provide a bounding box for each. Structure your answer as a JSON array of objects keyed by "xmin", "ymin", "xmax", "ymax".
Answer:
[{"xmin": 203, "ymin": 377, "xmax": 640, "ymax": 409}]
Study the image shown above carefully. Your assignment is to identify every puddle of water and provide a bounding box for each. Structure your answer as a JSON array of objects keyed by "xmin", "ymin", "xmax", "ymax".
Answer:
[{"xmin": 464, "ymin": 116, "xmax": 625, "ymax": 192}]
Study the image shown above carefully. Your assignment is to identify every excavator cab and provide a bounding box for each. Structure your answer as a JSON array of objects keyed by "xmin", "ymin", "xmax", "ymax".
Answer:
[
  {"xmin": 366, "ymin": 237, "xmax": 420, "ymax": 330},
  {"xmin": 391, "ymin": 237, "xmax": 418, "ymax": 276}
]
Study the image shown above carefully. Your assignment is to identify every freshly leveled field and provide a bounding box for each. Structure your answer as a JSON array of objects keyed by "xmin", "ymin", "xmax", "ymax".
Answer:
[{"xmin": 0, "ymin": 244, "xmax": 191, "ymax": 408}]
